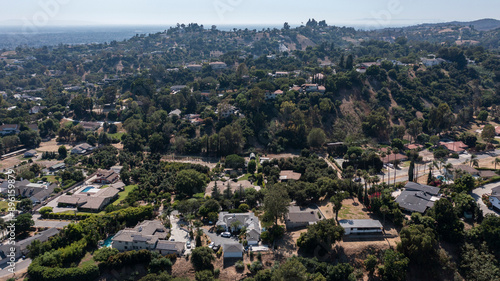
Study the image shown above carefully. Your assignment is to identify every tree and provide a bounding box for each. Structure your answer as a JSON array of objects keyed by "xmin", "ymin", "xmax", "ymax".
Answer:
[
  {"xmin": 19, "ymin": 198, "xmax": 33, "ymax": 213},
  {"xmin": 225, "ymin": 154, "xmax": 245, "ymax": 169},
  {"xmin": 307, "ymin": 128, "xmax": 326, "ymax": 148},
  {"xmin": 345, "ymin": 54, "xmax": 354, "ymax": 69},
  {"xmin": 378, "ymin": 249, "xmax": 409, "ymax": 281},
  {"xmin": 380, "ymin": 205, "xmax": 390, "ymax": 227},
  {"xmin": 191, "ymin": 246, "xmax": 215, "ymax": 271},
  {"xmin": 296, "ymin": 219, "xmax": 344, "ymax": 254},
  {"xmin": 271, "ymin": 258, "xmax": 308, "ymax": 281},
  {"xmin": 477, "ymin": 110, "xmax": 489, "ymax": 122},
  {"xmin": 482, "ymin": 124, "xmax": 496, "ymax": 143},
  {"xmin": 364, "ymin": 255, "xmax": 378, "ymax": 277},
  {"xmin": 198, "ymin": 199, "xmax": 220, "ymax": 218},
  {"xmin": 58, "ymin": 145, "xmax": 67, "ymax": 159},
  {"xmin": 263, "ymin": 185, "xmax": 290, "ymax": 226},
  {"xmin": 397, "ymin": 224, "xmax": 437, "ymax": 265},
  {"xmin": 93, "ymin": 247, "xmax": 119, "ymax": 262},
  {"xmin": 175, "ymin": 170, "xmax": 209, "ymax": 197},
  {"xmin": 18, "ymin": 130, "xmax": 41, "ymax": 147},
  {"xmin": 15, "ymin": 213, "xmax": 34, "ymax": 235},
  {"xmin": 461, "ymin": 243, "xmax": 500, "ymax": 281},
  {"xmin": 454, "ymin": 173, "xmax": 476, "ymax": 193},
  {"xmin": 39, "ymin": 207, "xmax": 53, "ymax": 218},
  {"xmin": 429, "ymin": 199, "xmax": 464, "ymax": 242},
  {"xmin": 248, "ymin": 160, "xmax": 257, "ymax": 174},
  {"xmin": 331, "ymin": 192, "xmax": 345, "ymax": 222}
]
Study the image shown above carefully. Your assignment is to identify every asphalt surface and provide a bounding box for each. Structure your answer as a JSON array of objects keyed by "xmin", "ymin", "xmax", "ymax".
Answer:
[{"xmin": 472, "ymin": 182, "xmax": 500, "ymax": 216}]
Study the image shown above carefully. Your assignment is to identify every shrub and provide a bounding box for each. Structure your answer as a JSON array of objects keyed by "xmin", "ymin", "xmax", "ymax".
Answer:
[{"xmin": 235, "ymin": 260, "xmax": 245, "ymax": 271}]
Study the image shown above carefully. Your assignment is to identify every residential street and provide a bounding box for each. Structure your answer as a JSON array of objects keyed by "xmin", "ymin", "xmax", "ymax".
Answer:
[{"xmin": 0, "ymin": 257, "xmax": 31, "ymax": 279}]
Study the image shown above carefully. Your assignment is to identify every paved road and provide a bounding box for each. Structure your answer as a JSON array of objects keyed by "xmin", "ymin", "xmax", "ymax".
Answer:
[
  {"xmin": 472, "ymin": 182, "xmax": 500, "ymax": 216},
  {"xmin": 0, "ymin": 257, "xmax": 31, "ymax": 278}
]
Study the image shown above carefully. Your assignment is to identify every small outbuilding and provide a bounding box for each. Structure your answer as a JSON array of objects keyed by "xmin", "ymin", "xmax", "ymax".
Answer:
[
  {"xmin": 222, "ymin": 243, "xmax": 243, "ymax": 259},
  {"xmin": 339, "ymin": 219, "xmax": 383, "ymax": 235}
]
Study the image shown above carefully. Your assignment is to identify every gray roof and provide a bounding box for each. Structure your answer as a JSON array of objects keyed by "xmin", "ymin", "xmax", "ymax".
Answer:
[
  {"xmin": 339, "ymin": 219, "xmax": 383, "ymax": 229},
  {"xmin": 286, "ymin": 206, "xmax": 320, "ymax": 223},
  {"xmin": 223, "ymin": 243, "xmax": 243, "ymax": 253},
  {"xmin": 395, "ymin": 190, "xmax": 437, "ymax": 213},
  {"xmin": 246, "ymin": 228, "xmax": 261, "ymax": 241},
  {"xmin": 404, "ymin": 182, "xmax": 440, "ymax": 196},
  {"xmin": 156, "ymin": 241, "xmax": 184, "ymax": 252}
]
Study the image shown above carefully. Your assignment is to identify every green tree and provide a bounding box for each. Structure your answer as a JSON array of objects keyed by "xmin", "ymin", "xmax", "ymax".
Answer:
[
  {"xmin": 481, "ymin": 124, "xmax": 496, "ymax": 143},
  {"xmin": 15, "ymin": 213, "xmax": 34, "ymax": 235},
  {"xmin": 175, "ymin": 169, "xmax": 209, "ymax": 197},
  {"xmin": 477, "ymin": 110, "xmax": 489, "ymax": 122},
  {"xmin": 296, "ymin": 219, "xmax": 344, "ymax": 254},
  {"xmin": 225, "ymin": 154, "xmax": 245, "ymax": 169},
  {"xmin": 247, "ymin": 160, "xmax": 257, "ymax": 174},
  {"xmin": 191, "ymin": 246, "xmax": 215, "ymax": 271},
  {"xmin": 58, "ymin": 145, "xmax": 67, "ymax": 159},
  {"xmin": 429, "ymin": 199, "xmax": 464, "ymax": 242},
  {"xmin": 19, "ymin": 198, "xmax": 33, "ymax": 213},
  {"xmin": 307, "ymin": 128, "xmax": 326, "ymax": 148},
  {"xmin": 18, "ymin": 130, "xmax": 41, "ymax": 147},
  {"xmin": 364, "ymin": 255, "xmax": 378, "ymax": 277},
  {"xmin": 263, "ymin": 185, "xmax": 290, "ymax": 226},
  {"xmin": 330, "ymin": 192, "xmax": 345, "ymax": 222},
  {"xmin": 454, "ymin": 174, "xmax": 476, "ymax": 193},
  {"xmin": 272, "ymin": 258, "xmax": 308, "ymax": 281},
  {"xmin": 461, "ymin": 243, "xmax": 500, "ymax": 281},
  {"xmin": 378, "ymin": 249, "xmax": 409, "ymax": 281},
  {"xmin": 397, "ymin": 224, "xmax": 437, "ymax": 265}
]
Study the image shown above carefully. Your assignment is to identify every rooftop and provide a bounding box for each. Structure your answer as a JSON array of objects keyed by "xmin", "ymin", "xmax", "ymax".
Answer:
[{"xmin": 338, "ymin": 219, "xmax": 383, "ymax": 229}]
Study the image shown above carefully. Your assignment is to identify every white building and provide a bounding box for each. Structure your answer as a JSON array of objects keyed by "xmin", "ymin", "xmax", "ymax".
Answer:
[
  {"xmin": 216, "ymin": 212, "xmax": 261, "ymax": 245},
  {"xmin": 339, "ymin": 219, "xmax": 383, "ymax": 235},
  {"xmin": 222, "ymin": 243, "xmax": 243, "ymax": 259},
  {"xmin": 112, "ymin": 220, "xmax": 169, "ymax": 252},
  {"xmin": 209, "ymin": 61, "xmax": 227, "ymax": 70}
]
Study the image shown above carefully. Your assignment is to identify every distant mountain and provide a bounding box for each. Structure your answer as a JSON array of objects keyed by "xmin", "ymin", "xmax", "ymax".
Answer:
[{"xmin": 401, "ymin": 18, "xmax": 500, "ymax": 32}]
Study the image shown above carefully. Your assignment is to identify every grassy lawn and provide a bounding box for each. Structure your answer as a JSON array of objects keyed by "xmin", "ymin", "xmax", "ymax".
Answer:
[
  {"xmin": 108, "ymin": 132, "xmax": 124, "ymax": 140},
  {"xmin": 112, "ymin": 184, "xmax": 137, "ymax": 206},
  {"xmin": 43, "ymin": 175, "xmax": 59, "ymax": 183},
  {"xmin": 79, "ymin": 252, "xmax": 96, "ymax": 267},
  {"xmin": 57, "ymin": 210, "xmax": 105, "ymax": 216},
  {"xmin": 0, "ymin": 200, "xmax": 17, "ymax": 211},
  {"xmin": 238, "ymin": 173, "xmax": 251, "ymax": 181}
]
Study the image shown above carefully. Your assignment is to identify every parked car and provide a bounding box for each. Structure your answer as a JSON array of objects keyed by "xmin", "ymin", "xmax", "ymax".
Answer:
[
  {"xmin": 170, "ymin": 238, "xmax": 175, "ymax": 241},
  {"xmin": 208, "ymin": 242, "xmax": 215, "ymax": 249},
  {"xmin": 186, "ymin": 241, "xmax": 191, "ymax": 249},
  {"xmin": 212, "ymin": 244, "xmax": 220, "ymax": 252},
  {"xmin": 221, "ymin": 232, "xmax": 231, "ymax": 238}
]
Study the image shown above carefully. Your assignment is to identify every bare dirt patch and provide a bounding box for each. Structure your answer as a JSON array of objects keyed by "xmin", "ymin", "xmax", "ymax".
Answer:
[{"xmin": 38, "ymin": 138, "xmax": 75, "ymax": 152}]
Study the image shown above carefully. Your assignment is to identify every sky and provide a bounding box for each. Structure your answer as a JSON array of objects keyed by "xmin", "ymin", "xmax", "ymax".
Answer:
[{"xmin": 1, "ymin": 0, "xmax": 499, "ymax": 29}]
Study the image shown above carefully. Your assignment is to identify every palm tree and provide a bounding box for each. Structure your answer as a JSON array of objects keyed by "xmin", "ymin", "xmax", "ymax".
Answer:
[
  {"xmin": 470, "ymin": 154, "xmax": 477, "ymax": 167},
  {"xmin": 493, "ymin": 158, "xmax": 500, "ymax": 170},
  {"xmin": 380, "ymin": 205, "xmax": 390, "ymax": 227},
  {"xmin": 443, "ymin": 163, "xmax": 453, "ymax": 180},
  {"xmin": 392, "ymin": 148, "xmax": 399, "ymax": 186},
  {"xmin": 472, "ymin": 158, "xmax": 479, "ymax": 168}
]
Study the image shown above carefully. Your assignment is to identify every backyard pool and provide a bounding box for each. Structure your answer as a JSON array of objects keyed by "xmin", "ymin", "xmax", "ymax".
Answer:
[
  {"xmin": 102, "ymin": 235, "xmax": 114, "ymax": 247},
  {"xmin": 81, "ymin": 186, "xmax": 94, "ymax": 192}
]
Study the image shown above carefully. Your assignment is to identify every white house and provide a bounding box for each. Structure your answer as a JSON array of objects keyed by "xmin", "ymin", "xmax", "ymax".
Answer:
[
  {"xmin": 0, "ymin": 124, "xmax": 19, "ymax": 136},
  {"xmin": 209, "ymin": 62, "xmax": 227, "ymax": 70},
  {"xmin": 112, "ymin": 220, "xmax": 169, "ymax": 252},
  {"xmin": 339, "ymin": 219, "xmax": 383, "ymax": 235},
  {"xmin": 222, "ymin": 243, "xmax": 243, "ymax": 259},
  {"xmin": 216, "ymin": 212, "xmax": 261, "ymax": 245},
  {"xmin": 186, "ymin": 64, "xmax": 202, "ymax": 71},
  {"xmin": 24, "ymin": 150, "xmax": 37, "ymax": 158},
  {"xmin": 265, "ymin": 90, "xmax": 284, "ymax": 100},
  {"xmin": 71, "ymin": 143, "xmax": 95, "ymax": 155},
  {"xmin": 155, "ymin": 241, "xmax": 185, "ymax": 256},
  {"xmin": 489, "ymin": 186, "xmax": 500, "ymax": 212}
]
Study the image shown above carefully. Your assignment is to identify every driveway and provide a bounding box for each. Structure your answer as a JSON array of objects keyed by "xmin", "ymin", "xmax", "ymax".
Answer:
[
  {"xmin": 169, "ymin": 211, "xmax": 190, "ymax": 254},
  {"xmin": 202, "ymin": 228, "xmax": 239, "ymax": 247},
  {"xmin": 0, "ymin": 257, "xmax": 31, "ymax": 278},
  {"xmin": 32, "ymin": 214, "xmax": 72, "ymax": 228},
  {"xmin": 472, "ymin": 182, "xmax": 500, "ymax": 216}
]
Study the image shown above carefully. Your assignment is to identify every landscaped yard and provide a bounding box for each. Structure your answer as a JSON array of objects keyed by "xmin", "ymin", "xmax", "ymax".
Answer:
[
  {"xmin": 0, "ymin": 200, "xmax": 17, "ymax": 212},
  {"xmin": 112, "ymin": 184, "xmax": 137, "ymax": 206},
  {"xmin": 43, "ymin": 175, "xmax": 59, "ymax": 183},
  {"xmin": 108, "ymin": 132, "xmax": 124, "ymax": 140}
]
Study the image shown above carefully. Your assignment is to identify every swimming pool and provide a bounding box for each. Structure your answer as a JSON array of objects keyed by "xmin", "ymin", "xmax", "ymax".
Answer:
[
  {"xmin": 82, "ymin": 186, "xmax": 94, "ymax": 192},
  {"xmin": 102, "ymin": 235, "xmax": 114, "ymax": 247}
]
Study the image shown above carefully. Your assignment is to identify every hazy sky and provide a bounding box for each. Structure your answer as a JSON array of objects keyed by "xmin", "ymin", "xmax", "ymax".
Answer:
[{"xmin": 1, "ymin": 0, "xmax": 499, "ymax": 29}]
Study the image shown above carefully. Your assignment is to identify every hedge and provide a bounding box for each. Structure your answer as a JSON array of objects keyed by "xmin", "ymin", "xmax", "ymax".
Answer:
[{"xmin": 28, "ymin": 261, "xmax": 99, "ymax": 281}]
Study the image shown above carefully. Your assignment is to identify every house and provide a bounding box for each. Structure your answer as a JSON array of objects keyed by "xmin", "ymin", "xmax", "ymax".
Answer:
[
  {"xmin": 0, "ymin": 228, "xmax": 59, "ymax": 265},
  {"xmin": 156, "ymin": 241, "xmax": 185, "ymax": 256},
  {"xmin": 405, "ymin": 144, "xmax": 423, "ymax": 150},
  {"xmin": 279, "ymin": 170, "xmax": 302, "ymax": 182},
  {"xmin": 29, "ymin": 105, "xmax": 46, "ymax": 114},
  {"xmin": 339, "ymin": 219, "xmax": 383, "ymax": 235},
  {"xmin": 79, "ymin": 121, "xmax": 101, "ymax": 131},
  {"xmin": 170, "ymin": 85, "xmax": 187, "ymax": 93},
  {"xmin": 209, "ymin": 62, "xmax": 227, "ymax": 70},
  {"xmin": 489, "ymin": 186, "xmax": 500, "ymax": 212},
  {"xmin": 421, "ymin": 58, "xmax": 447, "ymax": 67},
  {"xmin": 71, "ymin": 143, "xmax": 95, "ymax": 155},
  {"xmin": 285, "ymin": 206, "xmax": 321, "ymax": 230},
  {"xmin": 111, "ymin": 166, "xmax": 123, "ymax": 174},
  {"xmin": 217, "ymin": 103, "xmax": 236, "ymax": 118},
  {"xmin": 439, "ymin": 141, "xmax": 468, "ymax": 154},
  {"xmin": 222, "ymin": 243, "xmax": 243, "ymax": 259},
  {"xmin": 58, "ymin": 185, "xmax": 120, "ymax": 212},
  {"xmin": 93, "ymin": 169, "xmax": 119, "ymax": 184},
  {"xmin": 265, "ymin": 90, "xmax": 284, "ymax": 100},
  {"xmin": 186, "ymin": 64, "xmax": 202, "ymax": 71},
  {"xmin": 249, "ymin": 153, "xmax": 256, "ymax": 160},
  {"xmin": 24, "ymin": 150, "xmax": 37, "ymax": 158},
  {"xmin": 274, "ymin": 71, "xmax": 289, "ymax": 78},
  {"xmin": 0, "ymin": 180, "xmax": 56, "ymax": 204},
  {"xmin": 395, "ymin": 182, "xmax": 441, "ymax": 213},
  {"xmin": 216, "ymin": 212, "xmax": 261, "ymax": 244},
  {"xmin": 381, "ymin": 153, "xmax": 408, "ymax": 164},
  {"xmin": 445, "ymin": 165, "xmax": 496, "ymax": 180},
  {"xmin": 169, "ymin": 109, "xmax": 182, "ymax": 118},
  {"xmin": 0, "ymin": 124, "xmax": 19, "ymax": 136},
  {"xmin": 49, "ymin": 163, "xmax": 65, "ymax": 171},
  {"xmin": 112, "ymin": 220, "xmax": 169, "ymax": 252},
  {"xmin": 300, "ymin": 84, "xmax": 326, "ymax": 94}
]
